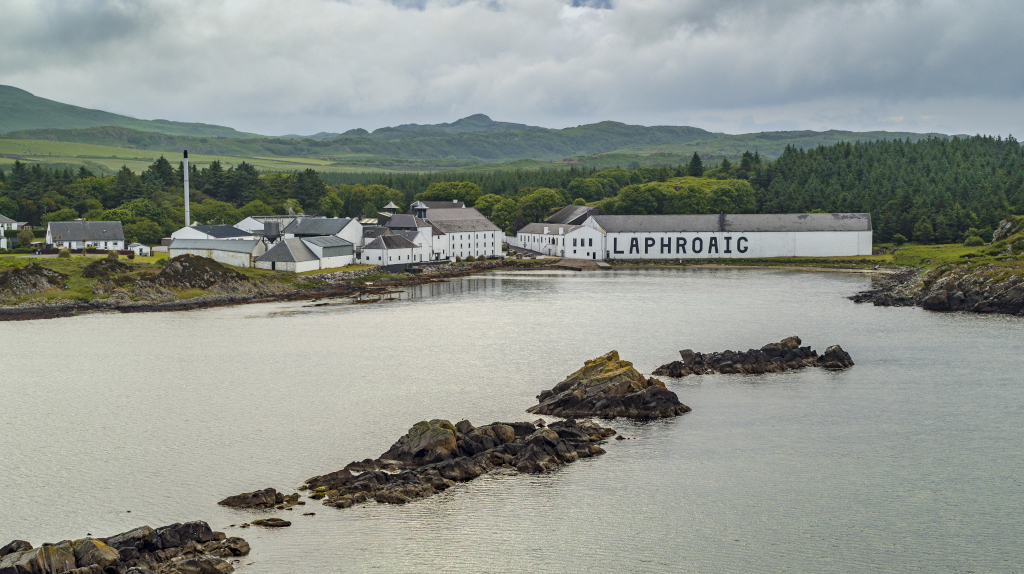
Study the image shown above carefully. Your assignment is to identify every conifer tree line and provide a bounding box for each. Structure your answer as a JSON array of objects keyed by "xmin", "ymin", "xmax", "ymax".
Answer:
[{"xmin": 1, "ymin": 134, "xmax": 1020, "ymax": 244}]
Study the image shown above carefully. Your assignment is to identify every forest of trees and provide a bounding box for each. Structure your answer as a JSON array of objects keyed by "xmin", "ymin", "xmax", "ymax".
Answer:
[{"xmin": 2, "ymin": 134, "xmax": 1021, "ymax": 245}]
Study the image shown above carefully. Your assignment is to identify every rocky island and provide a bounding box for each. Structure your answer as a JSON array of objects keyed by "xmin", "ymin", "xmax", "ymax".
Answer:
[
  {"xmin": 0, "ymin": 521, "xmax": 248, "ymax": 574},
  {"xmin": 297, "ymin": 418, "xmax": 614, "ymax": 509},
  {"xmin": 526, "ymin": 351, "xmax": 691, "ymax": 419},
  {"xmin": 651, "ymin": 336, "xmax": 854, "ymax": 377}
]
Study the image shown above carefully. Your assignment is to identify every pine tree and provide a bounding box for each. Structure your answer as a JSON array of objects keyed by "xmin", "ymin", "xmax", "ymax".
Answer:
[{"xmin": 687, "ymin": 153, "xmax": 704, "ymax": 177}]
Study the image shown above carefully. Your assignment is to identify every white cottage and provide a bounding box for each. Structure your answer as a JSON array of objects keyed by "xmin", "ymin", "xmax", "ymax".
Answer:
[
  {"xmin": 46, "ymin": 221, "xmax": 125, "ymax": 251},
  {"xmin": 127, "ymin": 243, "xmax": 151, "ymax": 257},
  {"xmin": 359, "ymin": 235, "xmax": 418, "ymax": 266}
]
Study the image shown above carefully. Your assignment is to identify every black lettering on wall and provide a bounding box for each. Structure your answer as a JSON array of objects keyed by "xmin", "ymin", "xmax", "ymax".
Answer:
[
  {"xmin": 614, "ymin": 238, "xmax": 624, "ymax": 254},
  {"xmin": 724, "ymin": 237, "xmax": 732, "ymax": 253},
  {"xmin": 644, "ymin": 237, "xmax": 655, "ymax": 254},
  {"xmin": 709, "ymin": 237, "xmax": 719, "ymax": 253},
  {"xmin": 737, "ymin": 237, "xmax": 748, "ymax": 253},
  {"xmin": 693, "ymin": 237, "xmax": 703, "ymax": 253},
  {"xmin": 660, "ymin": 237, "xmax": 671, "ymax": 254},
  {"xmin": 676, "ymin": 237, "xmax": 687, "ymax": 254},
  {"xmin": 629, "ymin": 237, "xmax": 640, "ymax": 254}
]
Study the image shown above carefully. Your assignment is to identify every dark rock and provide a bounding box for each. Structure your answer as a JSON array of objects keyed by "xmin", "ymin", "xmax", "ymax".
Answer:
[
  {"xmin": 527, "ymin": 351, "xmax": 690, "ymax": 419},
  {"xmin": 653, "ymin": 336, "xmax": 853, "ymax": 377},
  {"xmin": 150, "ymin": 255, "xmax": 248, "ymax": 291},
  {"xmin": 217, "ymin": 488, "xmax": 279, "ymax": 509},
  {"xmin": 105, "ymin": 526, "xmax": 155, "ymax": 551},
  {"xmin": 172, "ymin": 557, "xmax": 233, "ymax": 574},
  {"xmin": 817, "ymin": 345, "xmax": 855, "ymax": 370},
  {"xmin": 305, "ymin": 418, "xmax": 615, "ymax": 511},
  {"xmin": 125, "ymin": 569, "xmax": 157, "ymax": 574},
  {"xmin": 0, "ymin": 263, "xmax": 66, "ymax": 297},
  {"xmin": 0, "ymin": 541, "xmax": 31, "ymax": 559},
  {"xmin": 251, "ymin": 518, "xmax": 291, "ymax": 528}
]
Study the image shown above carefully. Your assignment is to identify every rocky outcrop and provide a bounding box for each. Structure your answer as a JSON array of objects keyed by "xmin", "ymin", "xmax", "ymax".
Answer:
[
  {"xmin": 526, "ymin": 351, "xmax": 690, "ymax": 419},
  {"xmin": 218, "ymin": 488, "xmax": 301, "ymax": 510},
  {"xmin": 299, "ymin": 418, "xmax": 614, "ymax": 509},
  {"xmin": 0, "ymin": 521, "xmax": 247, "ymax": 574},
  {"xmin": 652, "ymin": 336, "xmax": 854, "ymax": 377},
  {"xmin": 151, "ymin": 255, "xmax": 248, "ymax": 291},
  {"xmin": 851, "ymin": 264, "xmax": 1024, "ymax": 315},
  {"xmin": 0, "ymin": 263, "xmax": 66, "ymax": 297}
]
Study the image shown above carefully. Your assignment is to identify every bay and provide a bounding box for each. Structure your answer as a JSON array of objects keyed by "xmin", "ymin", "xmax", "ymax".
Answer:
[{"xmin": 1, "ymin": 268, "xmax": 1021, "ymax": 573}]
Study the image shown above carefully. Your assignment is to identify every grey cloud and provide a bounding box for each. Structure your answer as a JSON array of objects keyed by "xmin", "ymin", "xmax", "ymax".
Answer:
[{"xmin": 0, "ymin": 0, "xmax": 1020, "ymax": 137}]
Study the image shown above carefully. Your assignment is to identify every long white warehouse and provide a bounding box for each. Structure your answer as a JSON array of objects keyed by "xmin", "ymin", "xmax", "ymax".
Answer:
[
  {"xmin": 516, "ymin": 213, "xmax": 872, "ymax": 259},
  {"xmin": 587, "ymin": 213, "xmax": 872, "ymax": 259}
]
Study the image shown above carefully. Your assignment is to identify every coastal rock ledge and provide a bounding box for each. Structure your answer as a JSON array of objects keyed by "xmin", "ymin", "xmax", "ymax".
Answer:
[
  {"xmin": 652, "ymin": 336, "xmax": 854, "ymax": 377},
  {"xmin": 527, "ymin": 351, "xmax": 691, "ymax": 419},
  {"xmin": 300, "ymin": 418, "xmax": 615, "ymax": 509},
  {"xmin": 0, "ymin": 521, "xmax": 249, "ymax": 574}
]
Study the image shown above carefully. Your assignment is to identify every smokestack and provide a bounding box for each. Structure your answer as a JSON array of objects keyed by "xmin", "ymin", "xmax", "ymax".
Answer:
[{"xmin": 183, "ymin": 150, "xmax": 190, "ymax": 227}]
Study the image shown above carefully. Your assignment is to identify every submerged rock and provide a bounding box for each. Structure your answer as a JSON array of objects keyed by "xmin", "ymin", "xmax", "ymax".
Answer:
[
  {"xmin": 652, "ymin": 336, "xmax": 854, "ymax": 377},
  {"xmin": 527, "ymin": 351, "xmax": 690, "ymax": 419},
  {"xmin": 1, "ymin": 521, "xmax": 241, "ymax": 574},
  {"xmin": 251, "ymin": 519, "xmax": 291, "ymax": 528},
  {"xmin": 218, "ymin": 488, "xmax": 282, "ymax": 509},
  {"xmin": 299, "ymin": 418, "xmax": 615, "ymax": 510}
]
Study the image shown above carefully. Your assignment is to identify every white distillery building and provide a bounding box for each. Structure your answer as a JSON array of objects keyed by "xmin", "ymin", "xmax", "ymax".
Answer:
[
  {"xmin": 171, "ymin": 225, "xmax": 254, "ymax": 241},
  {"xmin": 410, "ymin": 202, "xmax": 501, "ymax": 260},
  {"xmin": 46, "ymin": 221, "xmax": 126, "ymax": 251},
  {"xmin": 359, "ymin": 235, "xmax": 419, "ymax": 266},
  {"xmin": 515, "ymin": 223, "xmax": 604, "ymax": 259},
  {"xmin": 254, "ymin": 236, "xmax": 355, "ymax": 272},
  {"xmin": 168, "ymin": 239, "xmax": 266, "ymax": 268},
  {"xmin": 283, "ymin": 217, "xmax": 363, "ymax": 247},
  {"xmin": 580, "ymin": 213, "xmax": 872, "ymax": 260}
]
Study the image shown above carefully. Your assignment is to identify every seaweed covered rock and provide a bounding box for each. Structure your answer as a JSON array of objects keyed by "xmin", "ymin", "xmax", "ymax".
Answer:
[
  {"xmin": 150, "ymin": 255, "xmax": 248, "ymax": 290},
  {"xmin": 527, "ymin": 351, "xmax": 690, "ymax": 419},
  {"xmin": 300, "ymin": 418, "xmax": 614, "ymax": 510},
  {"xmin": 0, "ymin": 263, "xmax": 66, "ymax": 297},
  {"xmin": 0, "ymin": 521, "xmax": 244, "ymax": 574},
  {"xmin": 652, "ymin": 336, "xmax": 854, "ymax": 377}
]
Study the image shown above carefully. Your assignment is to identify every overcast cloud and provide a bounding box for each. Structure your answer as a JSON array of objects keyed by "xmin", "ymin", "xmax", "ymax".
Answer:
[{"xmin": 1, "ymin": 0, "xmax": 1020, "ymax": 136}]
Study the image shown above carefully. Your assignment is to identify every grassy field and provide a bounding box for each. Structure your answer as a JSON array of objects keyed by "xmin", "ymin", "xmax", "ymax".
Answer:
[{"xmin": 0, "ymin": 138, "xmax": 414, "ymax": 174}]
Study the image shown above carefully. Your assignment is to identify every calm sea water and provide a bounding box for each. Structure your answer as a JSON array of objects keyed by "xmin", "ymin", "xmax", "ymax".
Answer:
[{"xmin": 1, "ymin": 268, "xmax": 1022, "ymax": 574}]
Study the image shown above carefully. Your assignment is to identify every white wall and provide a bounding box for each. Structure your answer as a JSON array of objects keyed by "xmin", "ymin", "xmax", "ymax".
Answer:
[
  {"xmin": 169, "ymin": 248, "xmax": 253, "ymax": 268},
  {"xmin": 339, "ymin": 220, "xmax": 363, "ymax": 247},
  {"xmin": 320, "ymin": 254, "xmax": 354, "ymax": 269},
  {"xmin": 598, "ymin": 231, "xmax": 872, "ymax": 259}
]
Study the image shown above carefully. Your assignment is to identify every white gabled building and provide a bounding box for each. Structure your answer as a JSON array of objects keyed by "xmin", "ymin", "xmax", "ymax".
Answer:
[
  {"xmin": 582, "ymin": 213, "xmax": 873, "ymax": 260},
  {"xmin": 171, "ymin": 225, "xmax": 254, "ymax": 241},
  {"xmin": 283, "ymin": 217, "xmax": 363, "ymax": 247},
  {"xmin": 235, "ymin": 215, "xmax": 297, "ymax": 234},
  {"xmin": 359, "ymin": 235, "xmax": 419, "ymax": 266},
  {"xmin": 128, "ymin": 243, "xmax": 151, "ymax": 257},
  {"xmin": 410, "ymin": 202, "xmax": 501, "ymax": 261},
  {"xmin": 253, "ymin": 236, "xmax": 355, "ymax": 272},
  {"xmin": 300, "ymin": 236, "xmax": 355, "ymax": 269},
  {"xmin": 515, "ymin": 223, "xmax": 604, "ymax": 259},
  {"xmin": 46, "ymin": 221, "xmax": 125, "ymax": 251}
]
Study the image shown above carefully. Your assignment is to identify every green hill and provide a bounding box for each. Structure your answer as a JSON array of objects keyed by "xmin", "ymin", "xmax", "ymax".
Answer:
[{"xmin": 0, "ymin": 85, "xmax": 262, "ymax": 138}]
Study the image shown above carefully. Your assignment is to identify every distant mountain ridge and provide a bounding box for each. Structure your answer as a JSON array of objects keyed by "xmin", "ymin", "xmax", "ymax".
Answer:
[{"xmin": 0, "ymin": 85, "xmax": 262, "ymax": 138}]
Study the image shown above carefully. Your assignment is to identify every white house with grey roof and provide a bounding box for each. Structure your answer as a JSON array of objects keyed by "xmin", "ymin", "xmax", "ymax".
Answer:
[
  {"xmin": 283, "ymin": 217, "xmax": 362, "ymax": 247},
  {"xmin": 46, "ymin": 221, "xmax": 125, "ymax": 250},
  {"xmin": 168, "ymin": 238, "xmax": 266, "ymax": 268},
  {"xmin": 515, "ymin": 222, "xmax": 604, "ymax": 259},
  {"xmin": 581, "ymin": 213, "xmax": 873, "ymax": 260},
  {"xmin": 254, "ymin": 236, "xmax": 354, "ymax": 272},
  {"xmin": 359, "ymin": 235, "xmax": 419, "ymax": 266},
  {"xmin": 235, "ymin": 215, "xmax": 297, "ymax": 234}
]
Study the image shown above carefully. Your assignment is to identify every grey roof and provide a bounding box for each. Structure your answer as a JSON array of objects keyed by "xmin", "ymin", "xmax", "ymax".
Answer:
[
  {"xmin": 127, "ymin": 243, "xmax": 146, "ymax": 248},
  {"xmin": 47, "ymin": 221, "xmax": 125, "ymax": 241},
  {"xmin": 384, "ymin": 201, "xmax": 400, "ymax": 209},
  {"xmin": 517, "ymin": 223, "xmax": 583, "ymax": 235},
  {"xmin": 169, "ymin": 238, "xmax": 261, "ymax": 253},
  {"xmin": 546, "ymin": 205, "xmax": 604, "ymax": 225},
  {"xmin": 284, "ymin": 217, "xmax": 353, "ymax": 236},
  {"xmin": 0, "ymin": 214, "xmax": 14, "ymax": 224},
  {"xmin": 301, "ymin": 235, "xmax": 353, "ymax": 248},
  {"xmin": 589, "ymin": 213, "xmax": 872, "ymax": 233},
  {"xmin": 255, "ymin": 238, "xmax": 318, "ymax": 262},
  {"xmin": 362, "ymin": 226, "xmax": 389, "ymax": 239},
  {"xmin": 390, "ymin": 229, "xmax": 422, "ymax": 244},
  {"xmin": 363, "ymin": 235, "xmax": 419, "ymax": 250},
  {"xmin": 429, "ymin": 218, "xmax": 501, "ymax": 234},
  {"xmin": 420, "ymin": 200, "xmax": 465, "ymax": 209},
  {"xmin": 385, "ymin": 214, "xmax": 430, "ymax": 229},
  {"xmin": 422, "ymin": 207, "xmax": 487, "ymax": 221},
  {"xmin": 193, "ymin": 225, "xmax": 251, "ymax": 238}
]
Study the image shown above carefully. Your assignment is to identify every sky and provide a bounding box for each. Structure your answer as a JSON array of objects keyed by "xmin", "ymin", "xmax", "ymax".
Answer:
[{"xmin": 1, "ymin": 0, "xmax": 1021, "ymax": 137}]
